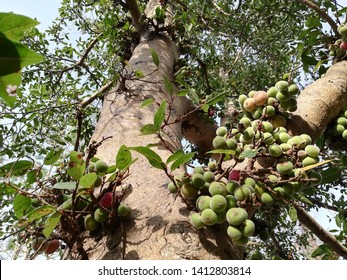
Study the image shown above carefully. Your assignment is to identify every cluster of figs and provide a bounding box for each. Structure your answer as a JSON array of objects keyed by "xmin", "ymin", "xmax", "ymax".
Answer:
[
  {"xmin": 168, "ymin": 79, "xmax": 324, "ymax": 246},
  {"xmin": 329, "ymin": 23, "xmax": 347, "ymax": 58},
  {"xmin": 333, "ymin": 106, "xmax": 347, "ymax": 140}
]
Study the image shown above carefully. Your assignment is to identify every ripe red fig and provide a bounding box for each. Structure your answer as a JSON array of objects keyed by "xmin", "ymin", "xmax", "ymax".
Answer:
[
  {"xmin": 340, "ymin": 41, "xmax": 347, "ymax": 51},
  {"xmin": 99, "ymin": 192, "xmax": 113, "ymax": 208},
  {"xmin": 44, "ymin": 239, "xmax": 60, "ymax": 254},
  {"xmin": 228, "ymin": 170, "xmax": 240, "ymax": 181}
]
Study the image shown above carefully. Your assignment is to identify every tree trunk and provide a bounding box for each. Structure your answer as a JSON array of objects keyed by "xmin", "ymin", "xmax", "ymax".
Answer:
[{"xmin": 74, "ymin": 28, "xmax": 242, "ymax": 260}]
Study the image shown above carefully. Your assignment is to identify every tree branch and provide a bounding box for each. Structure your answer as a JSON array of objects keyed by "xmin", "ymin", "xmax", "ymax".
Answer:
[
  {"xmin": 78, "ymin": 81, "xmax": 113, "ymax": 108},
  {"xmin": 293, "ymin": 201, "xmax": 347, "ymax": 259},
  {"xmin": 125, "ymin": 0, "xmax": 146, "ymax": 33},
  {"xmin": 297, "ymin": 0, "xmax": 339, "ymax": 36}
]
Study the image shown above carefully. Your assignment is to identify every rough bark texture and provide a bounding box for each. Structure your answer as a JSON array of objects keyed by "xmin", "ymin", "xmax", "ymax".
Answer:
[
  {"xmin": 287, "ymin": 61, "xmax": 347, "ymax": 140},
  {"xmin": 76, "ymin": 33, "xmax": 242, "ymax": 260}
]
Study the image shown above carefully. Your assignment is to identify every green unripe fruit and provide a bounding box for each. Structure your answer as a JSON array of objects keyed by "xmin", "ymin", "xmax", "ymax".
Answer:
[
  {"xmin": 288, "ymin": 98, "xmax": 297, "ymax": 112},
  {"xmin": 243, "ymin": 127, "xmax": 255, "ymax": 141},
  {"xmin": 60, "ymin": 198, "xmax": 73, "ymax": 210},
  {"xmin": 248, "ymin": 90, "xmax": 257, "ymax": 98},
  {"xmin": 252, "ymin": 110, "xmax": 262, "ymax": 119},
  {"xmin": 275, "ymin": 80, "xmax": 289, "ymax": 92},
  {"xmin": 282, "ymin": 183, "xmax": 295, "ymax": 196},
  {"xmin": 267, "ymin": 86, "xmax": 278, "ymax": 97},
  {"xmin": 302, "ymin": 156, "xmax": 319, "ymax": 167},
  {"xmin": 267, "ymin": 174, "xmax": 279, "ymax": 184},
  {"xmin": 271, "ymin": 115, "xmax": 287, "ymax": 129},
  {"xmin": 239, "ymin": 117, "xmax": 251, "ymax": 128},
  {"xmin": 226, "ymin": 180, "xmax": 239, "ymax": 194},
  {"xmin": 200, "ymin": 209, "xmax": 218, "ymax": 226},
  {"xmin": 262, "ymin": 132, "xmax": 275, "ymax": 145},
  {"xmin": 288, "ymin": 84, "xmax": 299, "ymax": 95},
  {"xmin": 233, "ymin": 235, "xmax": 249, "ymax": 246},
  {"xmin": 190, "ymin": 213, "xmax": 205, "ymax": 229},
  {"xmin": 203, "ymin": 171, "xmax": 215, "ymax": 183},
  {"xmin": 213, "ymin": 136, "xmax": 227, "ymax": 149},
  {"xmin": 276, "ymin": 91, "xmax": 290, "ymax": 102},
  {"xmin": 88, "ymin": 162, "xmax": 96, "ymax": 172},
  {"xmin": 226, "ymin": 207, "xmax": 248, "ymax": 226},
  {"xmin": 209, "ymin": 194, "xmax": 227, "ymax": 212},
  {"xmin": 273, "ymin": 186, "xmax": 285, "ymax": 196},
  {"xmin": 94, "ymin": 207, "xmax": 108, "ymax": 223},
  {"xmin": 280, "ymin": 99, "xmax": 291, "ymax": 110},
  {"xmin": 261, "ymin": 192, "xmax": 275, "ymax": 205},
  {"xmin": 244, "ymin": 177, "xmax": 256, "ymax": 187},
  {"xmin": 168, "ymin": 182, "xmax": 178, "ymax": 193},
  {"xmin": 337, "ymin": 117, "xmax": 347, "ymax": 126},
  {"xmin": 225, "ymin": 195, "xmax": 238, "ymax": 209},
  {"xmin": 192, "ymin": 173, "xmax": 205, "ymax": 188},
  {"xmin": 31, "ymin": 198, "xmax": 41, "ymax": 208},
  {"xmin": 196, "ymin": 195, "xmax": 211, "ymax": 211},
  {"xmin": 95, "ymin": 160, "xmax": 109, "ymax": 173},
  {"xmin": 216, "ymin": 126, "xmax": 228, "ymax": 136},
  {"xmin": 308, "ymin": 170, "xmax": 323, "ymax": 186},
  {"xmin": 208, "ymin": 161, "xmax": 217, "ymax": 171},
  {"xmin": 227, "ymin": 225, "xmax": 242, "ymax": 241},
  {"xmin": 226, "ymin": 138, "xmax": 238, "ymax": 150},
  {"xmin": 279, "ymin": 132, "xmax": 291, "ymax": 143},
  {"xmin": 209, "ymin": 182, "xmax": 227, "ymax": 196},
  {"xmin": 181, "ymin": 183, "xmax": 199, "ymax": 199},
  {"xmin": 243, "ymin": 98, "xmax": 257, "ymax": 112},
  {"xmin": 238, "ymin": 94, "xmax": 248, "ymax": 106},
  {"xmin": 180, "ymin": 173, "xmax": 191, "ymax": 184},
  {"xmin": 84, "ymin": 214, "xmax": 99, "ymax": 231},
  {"xmin": 336, "ymin": 48, "xmax": 346, "ymax": 57},
  {"xmin": 215, "ymin": 211, "xmax": 226, "ymax": 224},
  {"xmin": 242, "ymin": 219, "xmax": 256, "ymax": 237},
  {"xmin": 304, "ymin": 145, "xmax": 320, "ymax": 158},
  {"xmin": 193, "ymin": 166, "xmax": 205, "ymax": 175},
  {"xmin": 342, "ymin": 129, "xmax": 347, "ymax": 140},
  {"xmin": 339, "ymin": 26, "xmax": 347, "ymax": 36},
  {"xmin": 254, "ymin": 182, "xmax": 266, "ymax": 196},
  {"xmin": 276, "ymin": 161, "xmax": 294, "ymax": 175},
  {"xmin": 234, "ymin": 186, "xmax": 252, "ymax": 201},
  {"xmin": 280, "ymin": 143, "xmax": 292, "ymax": 152},
  {"xmin": 263, "ymin": 105, "xmax": 276, "ymax": 117},
  {"xmin": 117, "ymin": 203, "xmax": 131, "ymax": 217},
  {"xmin": 267, "ymin": 97, "xmax": 278, "ymax": 106},
  {"xmin": 93, "ymin": 176, "xmax": 102, "ymax": 188},
  {"xmin": 334, "ymin": 124, "xmax": 345, "ymax": 135},
  {"xmin": 269, "ymin": 144, "xmax": 283, "ymax": 157},
  {"xmin": 287, "ymin": 135, "xmax": 305, "ymax": 148},
  {"xmin": 261, "ymin": 121, "xmax": 273, "ymax": 133}
]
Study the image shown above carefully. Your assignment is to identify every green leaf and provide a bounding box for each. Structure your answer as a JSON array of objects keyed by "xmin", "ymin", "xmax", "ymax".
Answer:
[
  {"xmin": 163, "ymin": 75, "xmax": 174, "ymax": 94},
  {"xmin": 154, "ymin": 100, "xmax": 166, "ymax": 130},
  {"xmin": 207, "ymin": 149, "xmax": 236, "ymax": 155},
  {"xmin": 44, "ymin": 148, "xmax": 64, "ymax": 165},
  {"xmin": 140, "ymin": 98, "xmax": 154, "ymax": 108},
  {"xmin": 17, "ymin": 205, "xmax": 55, "ymax": 227},
  {"xmin": 176, "ymin": 89, "xmax": 188, "ymax": 96},
  {"xmin": 0, "ymin": 33, "xmax": 21, "ymax": 76},
  {"xmin": 52, "ymin": 182, "xmax": 77, "ymax": 190},
  {"xmin": 320, "ymin": 167, "xmax": 341, "ymax": 184},
  {"xmin": 0, "ymin": 160, "xmax": 33, "ymax": 177},
  {"xmin": 170, "ymin": 152, "xmax": 196, "ymax": 171},
  {"xmin": 311, "ymin": 244, "xmax": 333, "ymax": 258},
  {"xmin": 166, "ymin": 150, "xmax": 184, "ymax": 164},
  {"xmin": 43, "ymin": 211, "xmax": 62, "ymax": 238},
  {"xmin": 0, "ymin": 13, "xmax": 40, "ymax": 41},
  {"xmin": 0, "ymin": 72, "xmax": 21, "ymax": 107},
  {"xmin": 302, "ymin": 55, "xmax": 318, "ymax": 66},
  {"xmin": 239, "ymin": 149, "xmax": 258, "ymax": 159},
  {"xmin": 287, "ymin": 205, "xmax": 297, "ymax": 223},
  {"xmin": 116, "ymin": 145, "xmax": 132, "ymax": 170},
  {"xmin": 140, "ymin": 124, "xmax": 158, "ymax": 135},
  {"xmin": 26, "ymin": 169, "xmax": 43, "ymax": 184},
  {"xmin": 13, "ymin": 194, "xmax": 32, "ymax": 218},
  {"xmin": 67, "ymin": 151, "xmax": 86, "ymax": 180},
  {"xmin": 128, "ymin": 146, "xmax": 165, "ymax": 170},
  {"xmin": 294, "ymin": 194, "xmax": 313, "ymax": 206},
  {"xmin": 134, "ymin": 70, "xmax": 144, "ymax": 78},
  {"xmin": 150, "ymin": 48, "xmax": 159, "ymax": 67},
  {"xmin": 305, "ymin": 16, "xmax": 321, "ymax": 29},
  {"xmin": 79, "ymin": 172, "xmax": 97, "ymax": 189},
  {"xmin": 206, "ymin": 91, "xmax": 227, "ymax": 106}
]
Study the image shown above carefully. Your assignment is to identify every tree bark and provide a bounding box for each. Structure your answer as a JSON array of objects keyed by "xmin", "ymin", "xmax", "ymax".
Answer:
[{"xmin": 74, "ymin": 26, "xmax": 241, "ymax": 259}]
